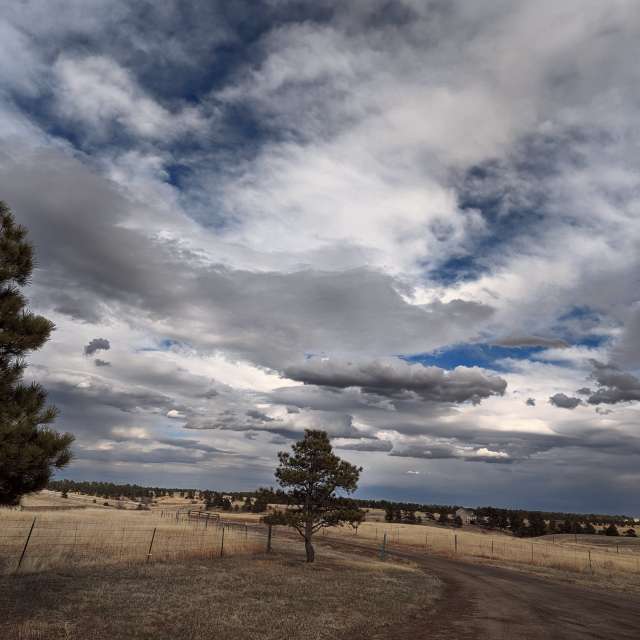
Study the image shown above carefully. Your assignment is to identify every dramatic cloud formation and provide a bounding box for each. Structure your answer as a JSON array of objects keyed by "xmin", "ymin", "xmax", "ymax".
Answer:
[
  {"xmin": 2, "ymin": 1, "xmax": 640, "ymax": 512},
  {"xmin": 586, "ymin": 361, "xmax": 640, "ymax": 405},
  {"xmin": 284, "ymin": 358, "xmax": 507, "ymax": 403},
  {"xmin": 549, "ymin": 393, "xmax": 582, "ymax": 410},
  {"xmin": 84, "ymin": 338, "xmax": 110, "ymax": 356}
]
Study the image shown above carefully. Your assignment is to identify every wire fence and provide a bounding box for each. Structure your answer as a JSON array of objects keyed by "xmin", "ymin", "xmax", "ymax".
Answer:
[
  {"xmin": 322, "ymin": 523, "xmax": 640, "ymax": 576},
  {"xmin": 0, "ymin": 510, "xmax": 273, "ymax": 574}
]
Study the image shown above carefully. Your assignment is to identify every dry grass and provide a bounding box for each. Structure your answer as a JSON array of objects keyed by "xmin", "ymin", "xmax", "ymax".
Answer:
[
  {"xmin": 0, "ymin": 509, "xmax": 265, "ymax": 574},
  {"xmin": 0, "ymin": 550, "xmax": 440, "ymax": 640},
  {"xmin": 321, "ymin": 520, "xmax": 640, "ymax": 577}
]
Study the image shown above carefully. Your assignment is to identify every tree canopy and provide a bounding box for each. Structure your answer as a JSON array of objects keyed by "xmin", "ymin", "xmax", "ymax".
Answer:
[
  {"xmin": 0, "ymin": 201, "xmax": 73, "ymax": 505},
  {"xmin": 266, "ymin": 429, "xmax": 363, "ymax": 562}
]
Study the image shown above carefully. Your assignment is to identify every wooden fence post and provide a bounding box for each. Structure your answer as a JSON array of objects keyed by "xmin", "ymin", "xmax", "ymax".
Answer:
[
  {"xmin": 146, "ymin": 527, "xmax": 157, "ymax": 562},
  {"xmin": 380, "ymin": 532, "xmax": 387, "ymax": 560},
  {"xmin": 220, "ymin": 525, "xmax": 225, "ymax": 557},
  {"xmin": 267, "ymin": 524, "xmax": 272, "ymax": 553},
  {"xmin": 16, "ymin": 517, "xmax": 36, "ymax": 572},
  {"xmin": 454, "ymin": 534, "xmax": 458, "ymax": 555}
]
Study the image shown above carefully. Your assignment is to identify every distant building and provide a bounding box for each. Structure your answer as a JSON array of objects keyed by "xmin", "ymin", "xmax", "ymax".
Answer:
[{"xmin": 455, "ymin": 508, "xmax": 476, "ymax": 525}]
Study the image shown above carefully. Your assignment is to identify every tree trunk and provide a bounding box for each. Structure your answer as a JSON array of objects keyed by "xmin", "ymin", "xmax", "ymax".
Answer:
[{"xmin": 304, "ymin": 536, "xmax": 315, "ymax": 562}]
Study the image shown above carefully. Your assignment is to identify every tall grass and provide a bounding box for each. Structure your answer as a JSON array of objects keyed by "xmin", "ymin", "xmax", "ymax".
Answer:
[
  {"xmin": 323, "ymin": 521, "xmax": 640, "ymax": 575},
  {"xmin": 0, "ymin": 509, "xmax": 265, "ymax": 574}
]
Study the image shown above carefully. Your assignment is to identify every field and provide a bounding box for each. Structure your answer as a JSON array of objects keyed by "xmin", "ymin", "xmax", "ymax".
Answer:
[
  {"xmin": 0, "ymin": 547, "xmax": 440, "ymax": 640},
  {"xmin": 321, "ymin": 519, "xmax": 640, "ymax": 577},
  {"xmin": 0, "ymin": 507, "xmax": 266, "ymax": 574}
]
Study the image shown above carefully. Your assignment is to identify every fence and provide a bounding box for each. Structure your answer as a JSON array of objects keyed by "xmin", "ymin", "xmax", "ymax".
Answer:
[
  {"xmin": 0, "ymin": 511, "xmax": 273, "ymax": 575},
  {"xmin": 322, "ymin": 522, "xmax": 640, "ymax": 576}
]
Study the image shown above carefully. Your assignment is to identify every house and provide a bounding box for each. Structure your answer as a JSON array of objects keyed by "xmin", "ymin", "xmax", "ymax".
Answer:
[{"xmin": 455, "ymin": 508, "xmax": 476, "ymax": 525}]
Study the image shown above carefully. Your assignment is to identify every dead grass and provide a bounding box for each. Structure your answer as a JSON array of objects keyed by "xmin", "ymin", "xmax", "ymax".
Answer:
[
  {"xmin": 321, "ymin": 521, "xmax": 640, "ymax": 578},
  {"xmin": 0, "ymin": 550, "xmax": 440, "ymax": 640},
  {"xmin": 0, "ymin": 509, "xmax": 264, "ymax": 574}
]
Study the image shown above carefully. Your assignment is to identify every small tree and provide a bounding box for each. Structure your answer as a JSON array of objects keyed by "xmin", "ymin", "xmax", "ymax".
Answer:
[
  {"xmin": 267, "ymin": 430, "xmax": 363, "ymax": 562},
  {"xmin": 0, "ymin": 202, "xmax": 74, "ymax": 505},
  {"xmin": 604, "ymin": 523, "xmax": 620, "ymax": 537},
  {"xmin": 453, "ymin": 515, "xmax": 463, "ymax": 528}
]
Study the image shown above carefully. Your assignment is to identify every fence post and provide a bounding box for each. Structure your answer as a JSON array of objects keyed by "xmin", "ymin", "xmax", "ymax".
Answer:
[
  {"xmin": 491, "ymin": 539, "xmax": 494, "ymax": 558},
  {"xmin": 267, "ymin": 524, "xmax": 273, "ymax": 553},
  {"xmin": 16, "ymin": 517, "xmax": 36, "ymax": 572},
  {"xmin": 454, "ymin": 534, "xmax": 458, "ymax": 555},
  {"xmin": 588, "ymin": 550, "xmax": 592, "ymax": 572},
  {"xmin": 380, "ymin": 532, "xmax": 387, "ymax": 560},
  {"xmin": 531, "ymin": 543, "xmax": 534, "ymax": 564},
  {"xmin": 146, "ymin": 527, "xmax": 157, "ymax": 562},
  {"xmin": 220, "ymin": 525, "xmax": 225, "ymax": 557}
]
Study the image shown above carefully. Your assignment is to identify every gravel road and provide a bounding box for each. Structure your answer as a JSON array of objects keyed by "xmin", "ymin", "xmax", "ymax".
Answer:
[{"xmin": 321, "ymin": 538, "xmax": 640, "ymax": 639}]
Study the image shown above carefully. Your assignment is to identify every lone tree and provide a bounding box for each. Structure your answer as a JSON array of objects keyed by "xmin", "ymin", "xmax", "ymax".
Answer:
[
  {"xmin": 267, "ymin": 429, "xmax": 363, "ymax": 562},
  {"xmin": 0, "ymin": 201, "xmax": 74, "ymax": 505}
]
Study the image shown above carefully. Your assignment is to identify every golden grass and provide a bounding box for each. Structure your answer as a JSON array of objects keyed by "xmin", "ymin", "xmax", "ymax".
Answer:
[
  {"xmin": 0, "ymin": 550, "xmax": 440, "ymax": 640},
  {"xmin": 321, "ymin": 520, "xmax": 640, "ymax": 576},
  {"xmin": 0, "ymin": 508, "xmax": 265, "ymax": 574}
]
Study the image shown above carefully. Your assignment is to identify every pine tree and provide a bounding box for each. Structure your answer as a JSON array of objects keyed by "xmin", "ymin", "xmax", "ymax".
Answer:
[
  {"xmin": 0, "ymin": 202, "xmax": 74, "ymax": 505},
  {"xmin": 265, "ymin": 430, "xmax": 362, "ymax": 562}
]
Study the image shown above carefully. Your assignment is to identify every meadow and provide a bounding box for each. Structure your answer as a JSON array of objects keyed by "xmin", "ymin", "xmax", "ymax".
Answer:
[
  {"xmin": 0, "ymin": 507, "xmax": 266, "ymax": 575},
  {"xmin": 321, "ymin": 518, "xmax": 640, "ymax": 577}
]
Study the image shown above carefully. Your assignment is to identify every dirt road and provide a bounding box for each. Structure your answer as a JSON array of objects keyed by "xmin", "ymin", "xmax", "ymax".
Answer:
[{"xmin": 321, "ymin": 538, "xmax": 640, "ymax": 639}]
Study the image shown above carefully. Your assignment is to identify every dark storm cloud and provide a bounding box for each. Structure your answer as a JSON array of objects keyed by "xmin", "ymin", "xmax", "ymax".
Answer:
[
  {"xmin": 549, "ymin": 393, "xmax": 582, "ymax": 409},
  {"xmin": 493, "ymin": 336, "xmax": 569, "ymax": 348},
  {"xmin": 586, "ymin": 361, "xmax": 640, "ymax": 405},
  {"xmin": 389, "ymin": 443, "xmax": 512, "ymax": 464},
  {"xmin": 335, "ymin": 438, "xmax": 393, "ymax": 452},
  {"xmin": 284, "ymin": 358, "xmax": 507, "ymax": 404},
  {"xmin": 77, "ymin": 447, "xmax": 216, "ymax": 465},
  {"xmin": 0, "ymin": 149, "xmax": 497, "ymax": 370},
  {"xmin": 84, "ymin": 338, "xmax": 110, "ymax": 355}
]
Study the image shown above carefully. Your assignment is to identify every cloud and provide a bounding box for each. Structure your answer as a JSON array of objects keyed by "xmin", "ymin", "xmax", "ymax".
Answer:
[
  {"xmin": 390, "ymin": 442, "xmax": 512, "ymax": 464},
  {"xmin": 334, "ymin": 438, "xmax": 393, "ymax": 452},
  {"xmin": 284, "ymin": 357, "xmax": 507, "ymax": 404},
  {"xmin": 586, "ymin": 361, "xmax": 640, "ymax": 405},
  {"xmin": 84, "ymin": 338, "xmax": 110, "ymax": 356},
  {"xmin": 2, "ymin": 1, "xmax": 640, "ymax": 509},
  {"xmin": 53, "ymin": 55, "xmax": 204, "ymax": 141},
  {"xmin": 549, "ymin": 393, "xmax": 582, "ymax": 409},
  {"xmin": 493, "ymin": 336, "xmax": 569, "ymax": 348}
]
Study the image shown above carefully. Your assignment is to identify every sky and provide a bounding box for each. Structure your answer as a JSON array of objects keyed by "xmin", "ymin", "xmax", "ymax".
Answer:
[{"xmin": 2, "ymin": 1, "xmax": 640, "ymax": 514}]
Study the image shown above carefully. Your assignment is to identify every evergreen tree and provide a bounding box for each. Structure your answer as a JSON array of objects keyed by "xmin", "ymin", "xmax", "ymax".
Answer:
[
  {"xmin": 0, "ymin": 202, "xmax": 73, "ymax": 505},
  {"xmin": 265, "ymin": 430, "xmax": 362, "ymax": 562},
  {"xmin": 604, "ymin": 523, "xmax": 619, "ymax": 537}
]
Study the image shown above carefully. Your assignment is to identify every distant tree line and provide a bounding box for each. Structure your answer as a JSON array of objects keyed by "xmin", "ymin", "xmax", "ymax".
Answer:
[{"xmin": 48, "ymin": 479, "xmax": 637, "ymax": 538}]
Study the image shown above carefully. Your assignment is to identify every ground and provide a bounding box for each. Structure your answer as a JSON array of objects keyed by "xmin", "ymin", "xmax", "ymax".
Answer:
[
  {"xmin": 0, "ymin": 549, "xmax": 440, "ymax": 640},
  {"xmin": 321, "ymin": 538, "xmax": 640, "ymax": 639}
]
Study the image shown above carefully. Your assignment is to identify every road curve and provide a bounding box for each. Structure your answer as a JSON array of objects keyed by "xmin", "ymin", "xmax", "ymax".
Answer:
[{"xmin": 319, "ymin": 537, "xmax": 640, "ymax": 639}]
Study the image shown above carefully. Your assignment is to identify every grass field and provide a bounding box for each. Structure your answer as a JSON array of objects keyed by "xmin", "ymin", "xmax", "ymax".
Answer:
[
  {"xmin": 321, "ymin": 520, "xmax": 640, "ymax": 577},
  {"xmin": 0, "ymin": 508, "xmax": 265, "ymax": 574},
  {"xmin": 0, "ymin": 549, "xmax": 440, "ymax": 640}
]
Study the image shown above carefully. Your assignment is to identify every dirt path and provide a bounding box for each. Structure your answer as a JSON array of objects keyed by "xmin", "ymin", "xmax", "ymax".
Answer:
[{"xmin": 320, "ymin": 538, "xmax": 640, "ymax": 639}]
